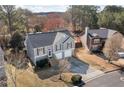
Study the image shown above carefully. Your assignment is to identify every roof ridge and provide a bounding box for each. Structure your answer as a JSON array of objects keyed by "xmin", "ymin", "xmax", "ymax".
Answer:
[{"xmin": 28, "ymin": 29, "xmax": 68, "ymax": 35}]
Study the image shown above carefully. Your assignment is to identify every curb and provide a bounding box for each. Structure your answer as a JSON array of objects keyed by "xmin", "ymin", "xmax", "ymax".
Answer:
[
  {"xmin": 104, "ymin": 68, "xmax": 121, "ymax": 73},
  {"xmin": 84, "ymin": 73, "xmax": 105, "ymax": 83},
  {"xmin": 84, "ymin": 69, "xmax": 121, "ymax": 83}
]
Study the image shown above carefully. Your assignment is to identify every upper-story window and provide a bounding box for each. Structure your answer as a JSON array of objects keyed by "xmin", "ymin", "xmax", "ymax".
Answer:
[
  {"xmin": 67, "ymin": 42, "xmax": 72, "ymax": 49},
  {"xmin": 55, "ymin": 44, "xmax": 61, "ymax": 51},
  {"xmin": 37, "ymin": 47, "xmax": 45, "ymax": 56},
  {"xmin": 93, "ymin": 39, "xmax": 100, "ymax": 44}
]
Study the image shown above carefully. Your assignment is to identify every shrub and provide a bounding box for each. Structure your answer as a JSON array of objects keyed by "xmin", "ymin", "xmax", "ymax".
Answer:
[
  {"xmin": 10, "ymin": 32, "xmax": 24, "ymax": 51},
  {"xmin": 71, "ymin": 75, "xmax": 85, "ymax": 87},
  {"xmin": 71, "ymin": 75, "xmax": 82, "ymax": 83}
]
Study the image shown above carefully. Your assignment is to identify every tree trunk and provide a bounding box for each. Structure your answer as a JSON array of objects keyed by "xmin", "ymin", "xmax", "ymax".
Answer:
[{"xmin": 59, "ymin": 72, "xmax": 63, "ymax": 80}]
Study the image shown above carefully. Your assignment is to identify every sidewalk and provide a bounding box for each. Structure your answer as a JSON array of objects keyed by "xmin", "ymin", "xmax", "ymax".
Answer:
[{"xmin": 81, "ymin": 69, "xmax": 105, "ymax": 83}]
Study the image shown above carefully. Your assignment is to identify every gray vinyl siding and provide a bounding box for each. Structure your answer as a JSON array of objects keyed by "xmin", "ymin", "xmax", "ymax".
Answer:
[
  {"xmin": 26, "ymin": 38, "xmax": 35, "ymax": 64},
  {"xmin": 34, "ymin": 45, "xmax": 53, "ymax": 56}
]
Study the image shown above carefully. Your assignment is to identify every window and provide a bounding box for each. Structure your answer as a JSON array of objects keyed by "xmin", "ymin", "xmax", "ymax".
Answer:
[
  {"xmin": 55, "ymin": 44, "xmax": 61, "ymax": 51},
  {"xmin": 93, "ymin": 39, "xmax": 100, "ymax": 44},
  {"xmin": 37, "ymin": 47, "xmax": 45, "ymax": 56},
  {"xmin": 67, "ymin": 42, "xmax": 72, "ymax": 49},
  {"xmin": 92, "ymin": 45, "xmax": 98, "ymax": 48},
  {"xmin": 37, "ymin": 49, "xmax": 39, "ymax": 55}
]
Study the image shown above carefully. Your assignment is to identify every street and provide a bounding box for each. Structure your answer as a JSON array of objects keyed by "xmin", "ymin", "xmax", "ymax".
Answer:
[{"xmin": 84, "ymin": 71, "xmax": 124, "ymax": 87}]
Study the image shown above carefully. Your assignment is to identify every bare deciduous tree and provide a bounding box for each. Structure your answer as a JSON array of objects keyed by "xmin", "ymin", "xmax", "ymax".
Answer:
[{"xmin": 103, "ymin": 33, "xmax": 123, "ymax": 63}]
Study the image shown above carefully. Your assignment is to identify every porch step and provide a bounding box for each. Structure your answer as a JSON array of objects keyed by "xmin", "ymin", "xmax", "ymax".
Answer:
[{"xmin": 48, "ymin": 57, "xmax": 59, "ymax": 66}]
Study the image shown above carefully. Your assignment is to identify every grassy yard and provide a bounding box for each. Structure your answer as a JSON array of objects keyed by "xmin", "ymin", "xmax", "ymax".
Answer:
[
  {"xmin": 5, "ymin": 63, "xmax": 73, "ymax": 87},
  {"xmin": 74, "ymin": 48, "xmax": 120, "ymax": 72}
]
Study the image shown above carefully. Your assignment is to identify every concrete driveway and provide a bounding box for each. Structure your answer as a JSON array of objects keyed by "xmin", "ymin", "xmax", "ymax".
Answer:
[
  {"xmin": 68, "ymin": 57, "xmax": 91, "ymax": 74},
  {"xmin": 68, "ymin": 57, "xmax": 104, "ymax": 81},
  {"xmin": 36, "ymin": 57, "xmax": 104, "ymax": 82}
]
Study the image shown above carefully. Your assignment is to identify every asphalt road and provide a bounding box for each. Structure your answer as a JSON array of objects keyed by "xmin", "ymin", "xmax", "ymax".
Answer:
[{"xmin": 84, "ymin": 71, "xmax": 124, "ymax": 87}]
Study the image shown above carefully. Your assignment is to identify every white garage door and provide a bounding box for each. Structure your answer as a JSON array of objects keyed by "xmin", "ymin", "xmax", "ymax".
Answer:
[
  {"xmin": 54, "ymin": 52, "xmax": 63, "ymax": 59},
  {"xmin": 64, "ymin": 50, "xmax": 72, "ymax": 58}
]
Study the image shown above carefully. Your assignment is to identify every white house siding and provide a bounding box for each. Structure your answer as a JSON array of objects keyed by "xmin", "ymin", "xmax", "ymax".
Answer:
[
  {"xmin": 63, "ymin": 49, "xmax": 73, "ymax": 58},
  {"xmin": 53, "ymin": 32, "xmax": 69, "ymax": 45},
  {"xmin": 63, "ymin": 37, "xmax": 75, "ymax": 50},
  {"xmin": 54, "ymin": 52, "xmax": 63, "ymax": 59},
  {"xmin": 53, "ymin": 49, "xmax": 74, "ymax": 59},
  {"xmin": 53, "ymin": 36, "xmax": 75, "ymax": 59},
  {"xmin": 62, "ymin": 37, "xmax": 75, "ymax": 58}
]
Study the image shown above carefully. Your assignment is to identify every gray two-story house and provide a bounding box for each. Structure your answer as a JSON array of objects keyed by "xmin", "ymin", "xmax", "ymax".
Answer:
[{"xmin": 25, "ymin": 30, "xmax": 75, "ymax": 66}]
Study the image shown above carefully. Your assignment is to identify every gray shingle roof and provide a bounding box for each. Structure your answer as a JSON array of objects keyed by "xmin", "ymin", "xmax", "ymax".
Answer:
[
  {"xmin": 28, "ymin": 30, "xmax": 72, "ymax": 48},
  {"xmin": 88, "ymin": 29, "xmax": 109, "ymax": 38},
  {"xmin": 0, "ymin": 47, "xmax": 4, "ymax": 55}
]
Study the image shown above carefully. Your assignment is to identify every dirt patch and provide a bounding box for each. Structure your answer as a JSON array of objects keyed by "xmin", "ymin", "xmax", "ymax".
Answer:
[
  {"xmin": 5, "ymin": 63, "xmax": 71, "ymax": 87},
  {"xmin": 112, "ymin": 59, "xmax": 124, "ymax": 67},
  {"xmin": 74, "ymin": 48, "xmax": 120, "ymax": 72}
]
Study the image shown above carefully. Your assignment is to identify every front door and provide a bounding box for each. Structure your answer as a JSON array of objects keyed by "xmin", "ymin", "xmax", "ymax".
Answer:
[{"xmin": 48, "ymin": 49, "xmax": 52, "ymax": 57}]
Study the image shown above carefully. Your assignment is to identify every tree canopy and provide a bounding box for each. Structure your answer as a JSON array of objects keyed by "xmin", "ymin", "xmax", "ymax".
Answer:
[
  {"xmin": 10, "ymin": 31, "xmax": 24, "ymax": 51},
  {"xmin": 98, "ymin": 6, "xmax": 124, "ymax": 34},
  {"xmin": 68, "ymin": 5, "xmax": 99, "ymax": 31},
  {"xmin": 65, "ymin": 5, "xmax": 124, "ymax": 34},
  {"xmin": 0, "ymin": 5, "xmax": 27, "ymax": 35}
]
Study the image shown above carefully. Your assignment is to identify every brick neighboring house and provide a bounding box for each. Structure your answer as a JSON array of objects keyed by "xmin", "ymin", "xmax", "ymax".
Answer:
[{"xmin": 83, "ymin": 27, "xmax": 118, "ymax": 52}]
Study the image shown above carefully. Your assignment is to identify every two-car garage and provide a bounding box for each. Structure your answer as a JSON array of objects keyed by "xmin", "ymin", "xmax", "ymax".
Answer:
[{"xmin": 54, "ymin": 49, "xmax": 74, "ymax": 59}]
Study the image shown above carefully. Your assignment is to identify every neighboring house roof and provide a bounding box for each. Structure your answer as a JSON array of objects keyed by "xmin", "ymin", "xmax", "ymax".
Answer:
[
  {"xmin": 0, "ymin": 47, "xmax": 4, "ymax": 56},
  {"xmin": 72, "ymin": 30, "xmax": 84, "ymax": 37},
  {"xmin": 88, "ymin": 29, "xmax": 109, "ymax": 38},
  {"xmin": 27, "ymin": 30, "xmax": 73, "ymax": 48},
  {"xmin": 88, "ymin": 28, "xmax": 117, "ymax": 39},
  {"xmin": 0, "ymin": 47, "xmax": 4, "ymax": 66}
]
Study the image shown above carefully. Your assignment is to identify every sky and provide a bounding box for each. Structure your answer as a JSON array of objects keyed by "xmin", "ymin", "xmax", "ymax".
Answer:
[
  {"xmin": 16, "ymin": 5, "xmax": 107, "ymax": 13},
  {"xmin": 17, "ymin": 5, "xmax": 69, "ymax": 12}
]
